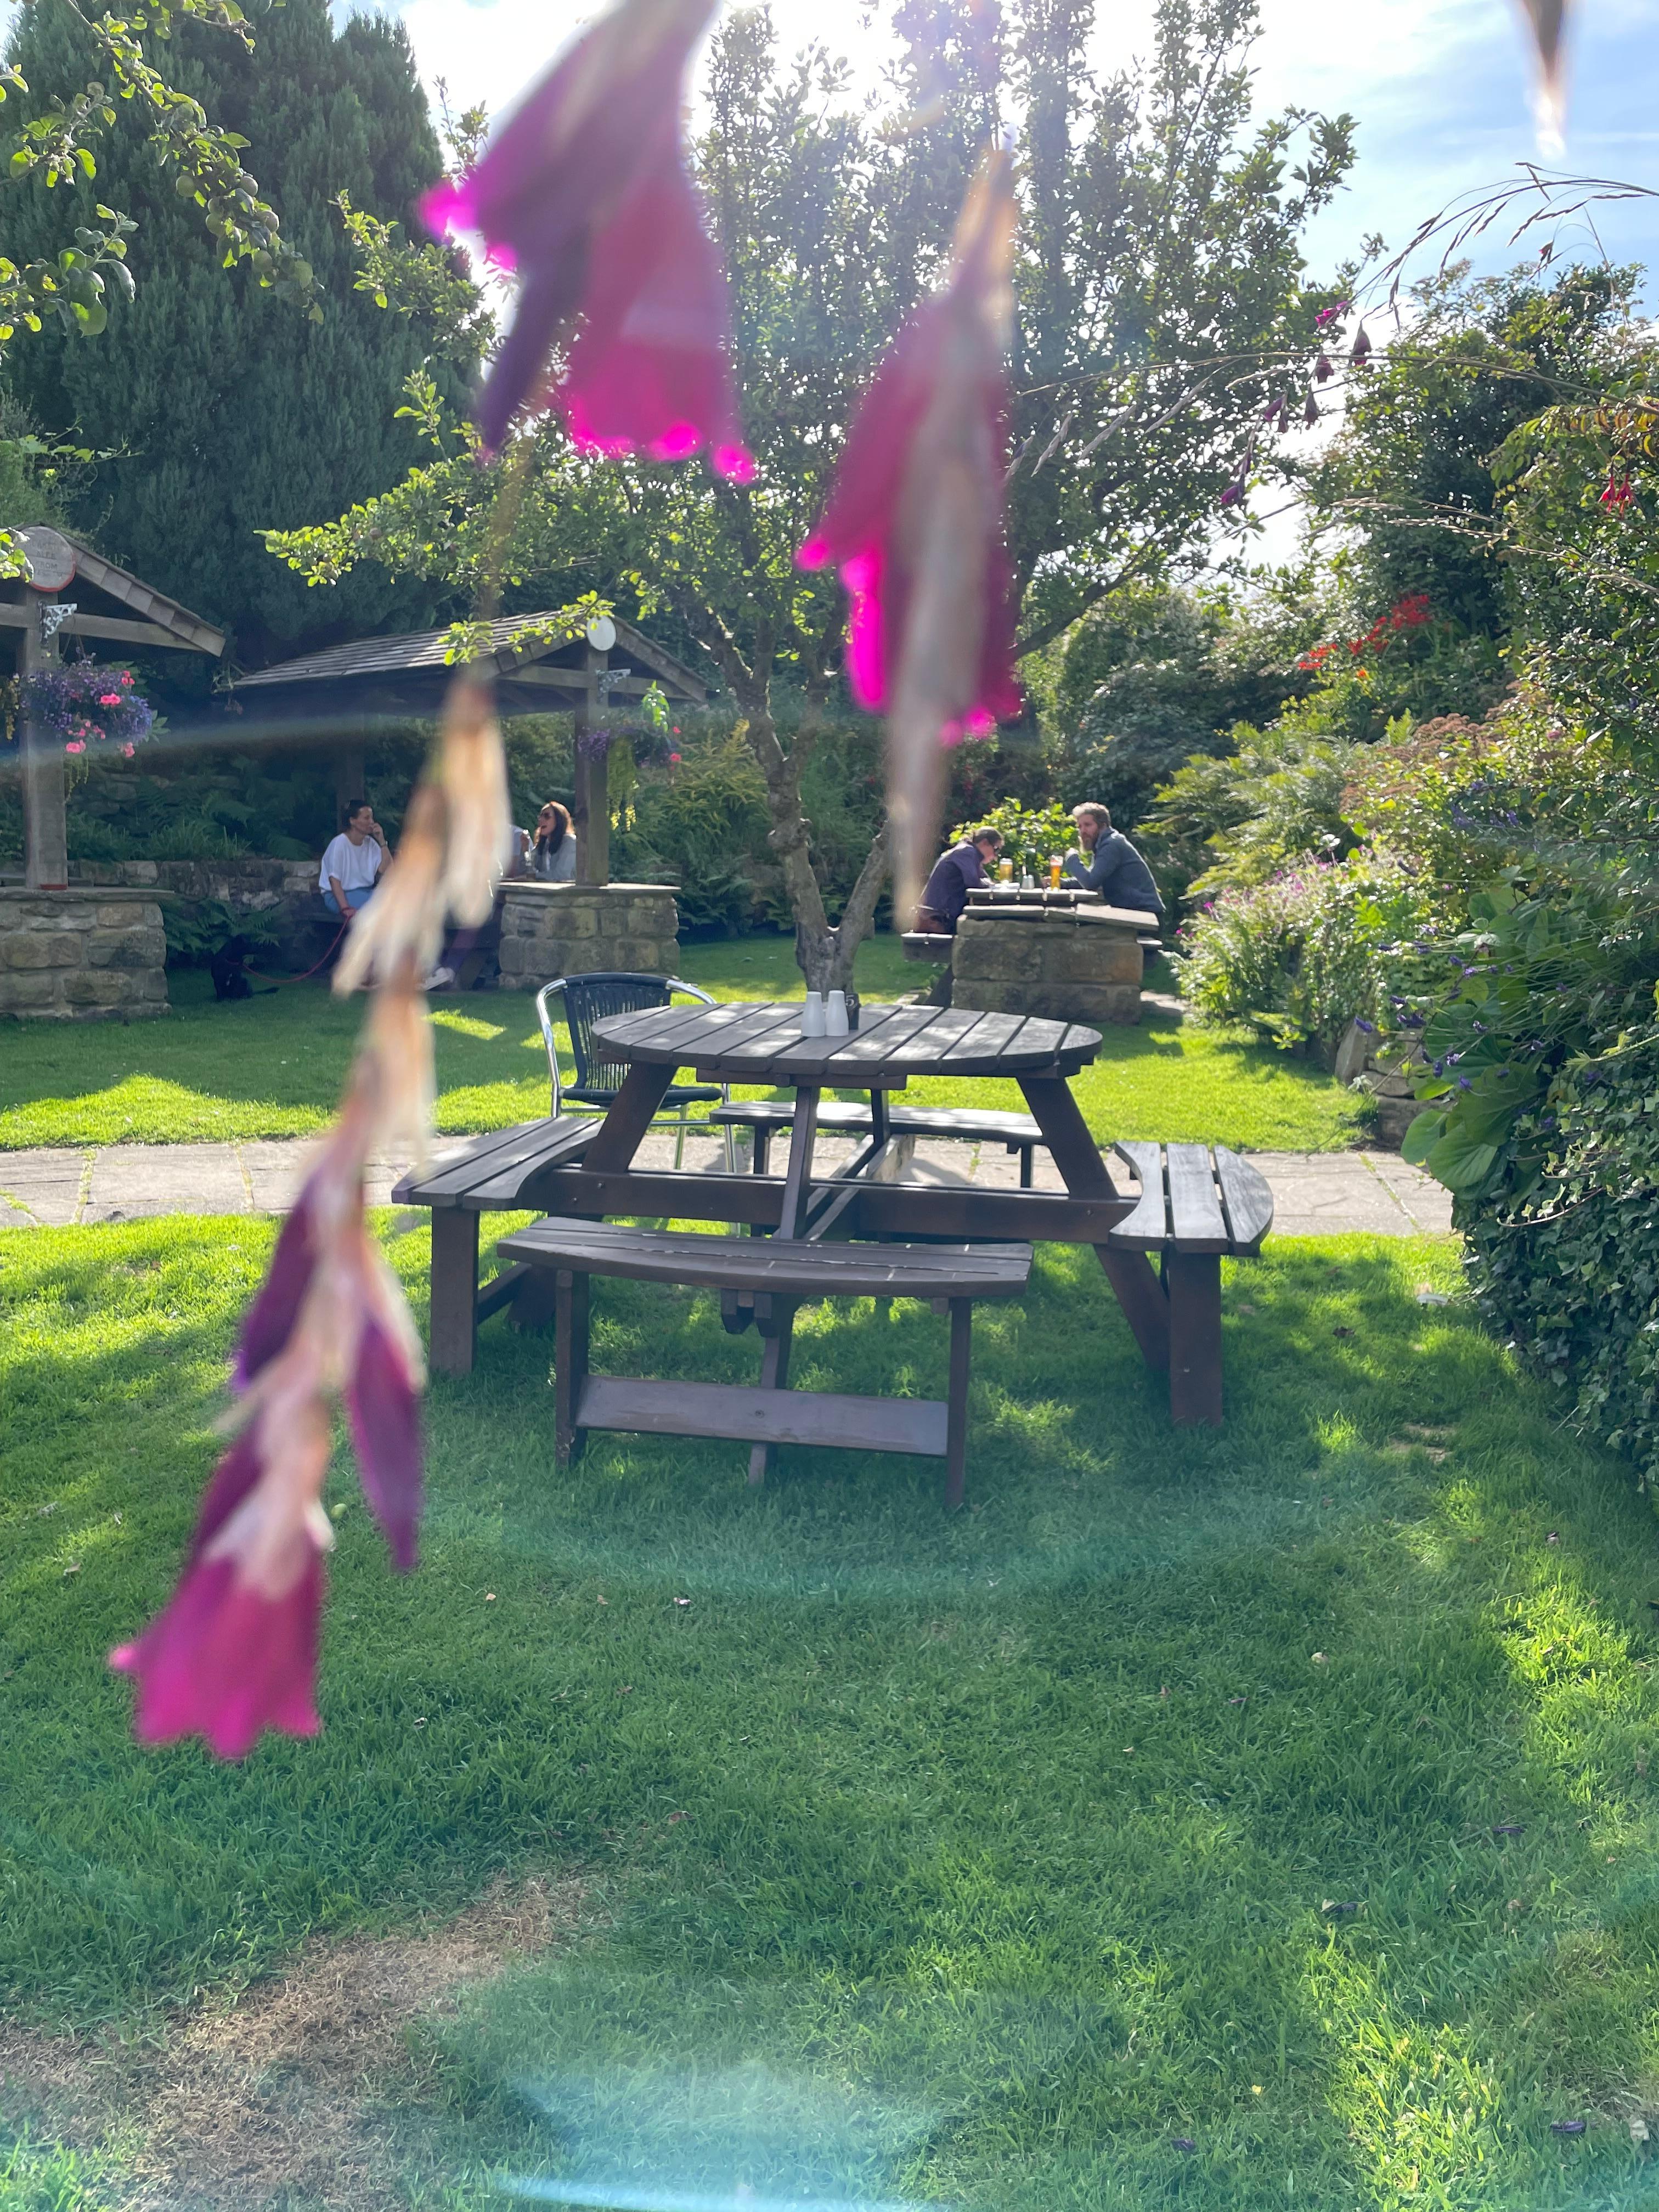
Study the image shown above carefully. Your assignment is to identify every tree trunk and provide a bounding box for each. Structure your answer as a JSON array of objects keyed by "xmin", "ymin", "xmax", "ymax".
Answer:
[{"xmin": 738, "ymin": 692, "xmax": 890, "ymax": 997}]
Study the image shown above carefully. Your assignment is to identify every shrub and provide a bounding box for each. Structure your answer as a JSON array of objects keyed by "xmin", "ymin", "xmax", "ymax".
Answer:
[
  {"xmin": 1176, "ymin": 858, "xmax": 1432, "ymax": 1057},
  {"xmin": 947, "ymin": 797, "xmax": 1075, "ymax": 882},
  {"xmin": 1462, "ymin": 1030, "xmax": 1659, "ymax": 1483}
]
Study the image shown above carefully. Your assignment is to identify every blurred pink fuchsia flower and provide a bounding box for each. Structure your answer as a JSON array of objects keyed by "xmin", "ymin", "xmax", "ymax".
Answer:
[
  {"xmin": 798, "ymin": 149, "xmax": 1020, "ymax": 919},
  {"xmin": 112, "ymin": 990, "xmax": 428, "ymax": 1757},
  {"xmin": 1601, "ymin": 462, "xmax": 1633, "ymax": 512},
  {"xmin": 421, "ymin": 0, "xmax": 749, "ymax": 476}
]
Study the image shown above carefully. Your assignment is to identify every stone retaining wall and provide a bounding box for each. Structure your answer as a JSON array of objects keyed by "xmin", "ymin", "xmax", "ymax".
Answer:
[
  {"xmin": 497, "ymin": 882, "xmax": 679, "ymax": 991},
  {"xmin": 951, "ymin": 905, "xmax": 1147, "ymax": 1025},
  {"xmin": 63, "ymin": 857, "xmax": 336, "ymax": 973},
  {"xmin": 0, "ymin": 887, "xmax": 169, "ymax": 1019}
]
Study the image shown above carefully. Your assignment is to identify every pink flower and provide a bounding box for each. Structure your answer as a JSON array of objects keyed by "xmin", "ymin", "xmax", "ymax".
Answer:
[
  {"xmin": 798, "ymin": 153, "xmax": 1019, "ymax": 911},
  {"xmin": 421, "ymin": 0, "xmax": 748, "ymax": 474},
  {"xmin": 111, "ymin": 1413, "xmax": 329, "ymax": 1759},
  {"xmin": 112, "ymin": 990, "xmax": 428, "ymax": 1759},
  {"xmin": 65, "ymin": 740, "xmax": 84, "ymax": 754},
  {"xmin": 99, "ymin": 693, "xmax": 121, "ymax": 706},
  {"xmin": 122, "ymin": 743, "xmax": 135, "ymax": 758},
  {"xmin": 1601, "ymin": 463, "xmax": 1632, "ymax": 511},
  {"xmin": 668, "ymin": 751, "xmax": 681, "ymax": 764}
]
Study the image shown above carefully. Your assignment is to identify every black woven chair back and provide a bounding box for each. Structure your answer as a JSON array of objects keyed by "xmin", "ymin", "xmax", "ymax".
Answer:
[{"xmin": 564, "ymin": 972, "xmax": 673, "ymax": 1098}]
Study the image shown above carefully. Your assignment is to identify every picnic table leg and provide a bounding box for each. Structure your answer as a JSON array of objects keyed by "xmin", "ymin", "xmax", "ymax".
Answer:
[
  {"xmin": 555, "ymin": 1267, "xmax": 590, "ymax": 1464},
  {"xmin": 583, "ymin": 1062, "xmax": 676, "ymax": 1172},
  {"xmin": 1166, "ymin": 1252, "xmax": 1223, "ymax": 1425},
  {"xmin": 1015, "ymin": 1074, "xmax": 1170, "ymax": 1372},
  {"xmin": 429, "ymin": 1209, "xmax": 479, "ymax": 1378},
  {"xmin": 748, "ymin": 1295, "xmax": 797, "ymax": 1486},
  {"xmin": 945, "ymin": 1299, "xmax": 972, "ymax": 1509}
]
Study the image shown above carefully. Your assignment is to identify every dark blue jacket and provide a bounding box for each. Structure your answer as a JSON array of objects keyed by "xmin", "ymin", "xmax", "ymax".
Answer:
[
  {"xmin": 918, "ymin": 840, "xmax": 985, "ymax": 929},
  {"xmin": 1065, "ymin": 830, "xmax": 1163, "ymax": 917}
]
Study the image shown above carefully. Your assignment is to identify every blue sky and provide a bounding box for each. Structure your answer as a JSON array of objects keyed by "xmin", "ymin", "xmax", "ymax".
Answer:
[{"xmin": 394, "ymin": 0, "xmax": 1659, "ymax": 298}]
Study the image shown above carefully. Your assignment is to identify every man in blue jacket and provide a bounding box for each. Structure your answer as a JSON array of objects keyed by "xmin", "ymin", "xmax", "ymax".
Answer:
[{"xmin": 1063, "ymin": 803, "xmax": 1164, "ymax": 919}]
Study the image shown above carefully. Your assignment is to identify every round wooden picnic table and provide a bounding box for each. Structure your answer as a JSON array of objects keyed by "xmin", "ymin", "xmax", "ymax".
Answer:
[{"xmin": 588, "ymin": 996, "xmax": 1103, "ymax": 1088}]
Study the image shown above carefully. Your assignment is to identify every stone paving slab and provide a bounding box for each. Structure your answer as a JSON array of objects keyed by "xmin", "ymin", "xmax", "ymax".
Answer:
[{"xmin": 0, "ymin": 1131, "xmax": 1454, "ymax": 1237}]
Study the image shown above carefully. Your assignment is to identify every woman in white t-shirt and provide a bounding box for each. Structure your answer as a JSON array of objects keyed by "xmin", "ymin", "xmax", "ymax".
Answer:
[{"xmin": 319, "ymin": 799, "xmax": 389, "ymax": 920}]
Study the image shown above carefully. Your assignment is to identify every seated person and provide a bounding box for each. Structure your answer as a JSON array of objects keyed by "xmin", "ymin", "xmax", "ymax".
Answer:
[
  {"xmin": 527, "ymin": 799, "xmax": 577, "ymax": 881},
  {"xmin": 915, "ymin": 825, "xmax": 1003, "ymax": 934},
  {"xmin": 319, "ymin": 798, "xmax": 388, "ymax": 920},
  {"xmin": 1063, "ymin": 803, "xmax": 1164, "ymax": 919}
]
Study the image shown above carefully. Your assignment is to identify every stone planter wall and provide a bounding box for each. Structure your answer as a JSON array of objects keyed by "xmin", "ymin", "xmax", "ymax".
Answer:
[
  {"xmin": 951, "ymin": 905, "xmax": 1148, "ymax": 1025},
  {"xmin": 62, "ymin": 857, "xmax": 336, "ymax": 973},
  {"xmin": 0, "ymin": 887, "xmax": 169, "ymax": 1019},
  {"xmin": 497, "ymin": 882, "xmax": 679, "ymax": 991},
  {"xmin": 1358, "ymin": 1038, "xmax": 1428, "ymax": 1151}
]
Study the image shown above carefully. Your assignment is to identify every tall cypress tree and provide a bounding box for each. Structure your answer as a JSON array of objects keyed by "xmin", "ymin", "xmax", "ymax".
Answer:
[{"xmin": 3, "ymin": 0, "xmax": 450, "ymax": 666}]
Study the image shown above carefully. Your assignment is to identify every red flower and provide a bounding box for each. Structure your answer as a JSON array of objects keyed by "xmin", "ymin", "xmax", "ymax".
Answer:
[
  {"xmin": 1601, "ymin": 463, "xmax": 1633, "ymax": 511},
  {"xmin": 421, "ymin": 0, "xmax": 748, "ymax": 475},
  {"xmin": 798, "ymin": 153, "xmax": 1019, "ymax": 911}
]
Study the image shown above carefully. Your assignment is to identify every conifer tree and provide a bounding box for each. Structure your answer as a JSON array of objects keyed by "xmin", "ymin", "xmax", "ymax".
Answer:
[{"xmin": 3, "ymin": 0, "xmax": 453, "ymax": 663}]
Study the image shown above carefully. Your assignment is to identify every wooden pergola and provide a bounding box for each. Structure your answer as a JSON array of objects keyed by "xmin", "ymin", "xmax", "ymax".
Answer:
[
  {"xmin": 234, "ymin": 613, "xmax": 707, "ymax": 886},
  {"xmin": 4, "ymin": 527, "xmax": 227, "ymax": 890}
]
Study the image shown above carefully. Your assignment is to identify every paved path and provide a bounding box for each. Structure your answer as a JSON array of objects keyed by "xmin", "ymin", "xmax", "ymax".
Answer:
[{"xmin": 0, "ymin": 1132, "xmax": 1453, "ymax": 1237}]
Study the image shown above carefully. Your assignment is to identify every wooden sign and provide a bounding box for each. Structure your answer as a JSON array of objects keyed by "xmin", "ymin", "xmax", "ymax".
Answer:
[{"xmin": 18, "ymin": 527, "xmax": 77, "ymax": 592}]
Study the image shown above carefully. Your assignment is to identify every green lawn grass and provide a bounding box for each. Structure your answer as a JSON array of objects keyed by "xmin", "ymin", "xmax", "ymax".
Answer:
[
  {"xmin": 4, "ymin": 1215, "xmax": 1657, "ymax": 2208},
  {"xmin": 0, "ymin": 936, "xmax": 1363, "ymax": 1154}
]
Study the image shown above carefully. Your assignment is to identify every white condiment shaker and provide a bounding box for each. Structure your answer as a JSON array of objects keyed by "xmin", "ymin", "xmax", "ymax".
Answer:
[
  {"xmin": 801, "ymin": 990, "xmax": 826, "ymax": 1036},
  {"xmin": 825, "ymin": 989, "xmax": 849, "ymax": 1036}
]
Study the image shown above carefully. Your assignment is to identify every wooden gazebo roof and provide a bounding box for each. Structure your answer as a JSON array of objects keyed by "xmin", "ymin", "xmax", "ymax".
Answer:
[{"xmin": 234, "ymin": 612, "xmax": 705, "ymax": 722}]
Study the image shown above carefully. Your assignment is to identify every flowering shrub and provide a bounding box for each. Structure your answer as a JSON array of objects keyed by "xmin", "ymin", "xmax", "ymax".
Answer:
[
  {"xmin": 949, "ymin": 797, "xmax": 1076, "ymax": 882},
  {"xmin": 8, "ymin": 662, "xmax": 155, "ymax": 755},
  {"xmin": 1176, "ymin": 857, "xmax": 1432, "ymax": 1057}
]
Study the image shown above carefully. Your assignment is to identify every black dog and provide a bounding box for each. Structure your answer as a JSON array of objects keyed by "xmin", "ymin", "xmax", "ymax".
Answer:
[{"xmin": 210, "ymin": 936, "xmax": 275, "ymax": 1001}]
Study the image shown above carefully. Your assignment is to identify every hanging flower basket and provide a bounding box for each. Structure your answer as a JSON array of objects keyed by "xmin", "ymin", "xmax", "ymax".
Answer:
[{"xmin": 5, "ymin": 662, "xmax": 156, "ymax": 757}]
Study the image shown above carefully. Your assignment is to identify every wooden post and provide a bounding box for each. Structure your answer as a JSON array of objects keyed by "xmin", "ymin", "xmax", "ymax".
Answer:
[
  {"xmin": 22, "ymin": 594, "xmax": 67, "ymax": 890},
  {"xmin": 573, "ymin": 640, "xmax": 610, "ymax": 886},
  {"xmin": 333, "ymin": 735, "xmax": 368, "ymax": 825}
]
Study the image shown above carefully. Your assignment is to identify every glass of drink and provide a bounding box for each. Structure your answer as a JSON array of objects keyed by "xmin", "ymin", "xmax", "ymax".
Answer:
[
  {"xmin": 1048, "ymin": 853, "xmax": 1064, "ymax": 889},
  {"xmin": 998, "ymin": 857, "xmax": 1014, "ymax": 883}
]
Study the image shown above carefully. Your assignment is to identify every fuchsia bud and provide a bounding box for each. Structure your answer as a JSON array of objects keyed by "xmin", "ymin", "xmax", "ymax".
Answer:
[
  {"xmin": 799, "ymin": 151, "xmax": 1020, "ymax": 918},
  {"xmin": 1351, "ymin": 323, "xmax": 1373, "ymax": 366},
  {"xmin": 1314, "ymin": 352, "xmax": 1334, "ymax": 383},
  {"xmin": 421, "ymin": 0, "xmax": 749, "ymax": 476},
  {"xmin": 1600, "ymin": 462, "xmax": 1633, "ymax": 511},
  {"xmin": 1304, "ymin": 391, "xmax": 1320, "ymax": 428}
]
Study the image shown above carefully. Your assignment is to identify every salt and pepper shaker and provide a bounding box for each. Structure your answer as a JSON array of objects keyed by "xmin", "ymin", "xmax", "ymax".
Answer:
[
  {"xmin": 825, "ymin": 989, "xmax": 849, "ymax": 1036},
  {"xmin": 801, "ymin": 990, "xmax": 826, "ymax": 1036}
]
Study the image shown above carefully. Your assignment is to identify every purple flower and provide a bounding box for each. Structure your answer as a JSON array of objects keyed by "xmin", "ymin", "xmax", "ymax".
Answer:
[
  {"xmin": 1457, "ymin": 1076, "xmax": 1472, "ymax": 1091},
  {"xmin": 421, "ymin": 0, "xmax": 749, "ymax": 474},
  {"xmin": 1351, "ymin": 321, "xmax": 1373, "ymax": 366}
]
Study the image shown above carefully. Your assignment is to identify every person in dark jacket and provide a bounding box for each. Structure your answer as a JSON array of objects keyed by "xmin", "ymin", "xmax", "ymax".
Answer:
[
  {"xmin": 916, "ymin": 826, "xmax": 1003, "ymax": 934},
  {"xmin": 1063, "ymin": 803, "xmax": 1164, "ymax": 918}
]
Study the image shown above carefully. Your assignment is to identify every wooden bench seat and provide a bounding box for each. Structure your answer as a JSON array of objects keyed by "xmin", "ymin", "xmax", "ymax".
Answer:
[
  {"xmin": 391, "ymin": 1118, "xmax": 601, "ymax": 1376},
  {"xmin": 1102, "ymin": 1141, "xmax": 1273, "ymax": 1423},
  {"xmin": 496, "ymin": 1218, "xmax": 1032, "ymax": 1504},
  {"xmin": 901, "ymin": 931, "xmax": 955, "ymax": 962},
  {"xmin": 712, "ymin": 1098, "xmax": 1044, "ymax": 1186}
]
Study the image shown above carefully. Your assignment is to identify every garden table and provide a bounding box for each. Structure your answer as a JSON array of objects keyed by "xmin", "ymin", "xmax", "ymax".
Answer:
[
  {"xmin": 526, "ymin": 996, "xmax": 1168, "ymax": 1353},
  {"xmin": 399, "ymin": 998, "xmax": 1274, "ymax": 1424}
]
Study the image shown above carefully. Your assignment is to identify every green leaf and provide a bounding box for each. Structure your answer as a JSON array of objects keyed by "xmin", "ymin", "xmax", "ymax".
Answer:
[
  {"xmin": 1401, "ymin": 1109, "xmax": 1445, "ymax": 1167},
  {"xmin": 1425, "ymin": 1128, "xmax": 1499, "ymax": 1193}
]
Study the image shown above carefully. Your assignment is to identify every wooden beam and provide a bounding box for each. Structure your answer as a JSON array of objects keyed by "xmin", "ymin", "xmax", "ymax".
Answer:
[
  {"xmin": 573, "ymin": 640, "xmax": 609, "ymax": 887},
  {"xmin": 21, "ymin": 596, "xmax": 67, "ymax": 891},
  {"xmin": 0, "ymin": 603, "xmax": 220, "ymax": 653}
]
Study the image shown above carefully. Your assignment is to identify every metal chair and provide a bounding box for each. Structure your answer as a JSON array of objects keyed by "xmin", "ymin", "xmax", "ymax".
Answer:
[{"xmin": 534, "ymin": 972, "xmax": 735, "ymax": 1170}]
